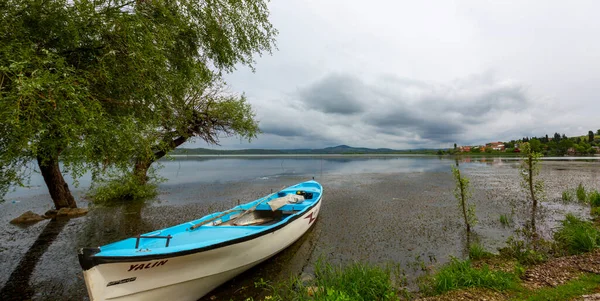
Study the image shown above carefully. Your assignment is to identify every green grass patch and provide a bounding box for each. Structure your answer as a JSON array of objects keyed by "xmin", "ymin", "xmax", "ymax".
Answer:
[
  {"xmin": 554, "ymin": 214, "xmax": 600, "ymax": 255},
  {"xmin": 561, "ymin": 189, "xmax": 574, "ymax": 203},
  {"xmin": 500, "ymin": 214, "xmax": 511, "ymax": 226},
  {"xmin": 272, "ymin": 260, "xmax": 400, "ymax": 301},
  {"xmin": 511, "ymin": 273, "xmax": 600, "ymax": 301},
  {"xmin": 576, "ymin": 183, "xmax": 587, "ymax": 203},
  {"xmin": 422, "ymin": 258, "xmax": 518, "ymax": 295},
  {"xmin": 469, "ymin": 243, "xmax": 494, "ymax": 260}
]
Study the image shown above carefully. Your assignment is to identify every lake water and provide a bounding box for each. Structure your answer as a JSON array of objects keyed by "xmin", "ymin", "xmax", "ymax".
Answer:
[
  {"xmin": 1, "ymin": 155, "xmax": 599, "ymax": 300},
  {"xmin": 6, "ymin": 155, "xmax": 512, "ymax": 199}
]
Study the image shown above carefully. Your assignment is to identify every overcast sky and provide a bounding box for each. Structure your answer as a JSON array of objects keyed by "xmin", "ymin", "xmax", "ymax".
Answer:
[{"xmin": 187, "ymin": 0, "xmax": 600, "ymax": 150}]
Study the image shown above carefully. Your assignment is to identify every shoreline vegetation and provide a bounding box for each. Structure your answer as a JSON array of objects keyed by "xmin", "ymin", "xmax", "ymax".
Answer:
[
  {"xmin": 250, "ymin": 205, "xmax": 600, "ymax": 301},
  {"xmin": 242, "ymin": 143, "xmax": 600, "ymax": 301}
]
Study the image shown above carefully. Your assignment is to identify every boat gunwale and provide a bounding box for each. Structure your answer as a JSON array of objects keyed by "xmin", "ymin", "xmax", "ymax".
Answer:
[{"xmin": 79, "ymin": 185, "xmax": 322, "ymax": 270}]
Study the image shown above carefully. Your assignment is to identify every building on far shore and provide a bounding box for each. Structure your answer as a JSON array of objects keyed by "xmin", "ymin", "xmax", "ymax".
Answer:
[
  {"xmin": 457, "ymin": 142, "xmax": 508, "ymax": 152},
  {"xmin": 486, "ymin": 142, "xmax": 505, "ymax": 151}
]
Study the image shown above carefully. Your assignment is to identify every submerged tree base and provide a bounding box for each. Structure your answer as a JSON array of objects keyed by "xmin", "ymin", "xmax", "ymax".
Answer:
[{"xmin": 88, "ymin": 174, "xmax": 159, "ymax": 205}]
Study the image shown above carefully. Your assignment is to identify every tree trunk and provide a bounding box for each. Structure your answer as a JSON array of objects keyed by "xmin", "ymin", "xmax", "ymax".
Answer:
[
  {"xmin": 458, "ymin": 173, "xmax": 470, "ymax": 233},
  {"xmin": 134, "ymin": 135, "xmax": 190, "ymax": 184},
  {"xmin": 133, "ymin": 159, "xmax": 153, "ymax": 184},
  {"xmin": 37, "ymin": 156, "xmax": 77, "ymax": 209},
  {"xmin": 528, "ymin": 153, "xmax": 537, "ymax": 234}
]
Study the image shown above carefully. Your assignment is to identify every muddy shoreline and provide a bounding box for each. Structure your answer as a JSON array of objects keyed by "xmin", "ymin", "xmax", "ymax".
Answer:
[{"xmin": 0, "ymin": 160, "xmax": 598, "ymax": 300}]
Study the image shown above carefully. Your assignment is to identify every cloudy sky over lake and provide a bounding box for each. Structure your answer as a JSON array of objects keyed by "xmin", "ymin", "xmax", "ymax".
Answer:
[{"xmin": 188, "ymin": 0, "xmax": 600, "ymax": 150}]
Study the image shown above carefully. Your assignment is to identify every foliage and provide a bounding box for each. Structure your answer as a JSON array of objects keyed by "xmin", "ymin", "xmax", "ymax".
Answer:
[
  {"xmin": 513, "ymin": 273, "xmax": 600, "ymax": 301},
  {"xmin": 469, "ymin": 243, "xmax": 494, "ymax": 260},
  {"xmin": 588, "ymin": 190, "xmax": 600, "ymax": 207},
  {"xmin": 88, "ymin": 172, "xmax": 160, "ymax": 204},
  {"xmin": 0, "ymin": 0, "xmax": 276, "ymax": 205},
  {"xmin": 451, "ymin": 166, "xmax": 477, "ymax": 233},
  {"xmin": 529, "ymin": 138, "xmax": 542, "ymax": 153},
  {"xmin": 499, "ymin": 231, "xmax": 550, "ymax": 265},
  {"xmin": 504, "ymin": 131, "xmax": 597, "ymax": 156},
  {"xmin": 576, "ymin": 183, "xmax": 587, "ymax": 203},
  {"xmin": 554, "ymin": 214, "xmax": 600, "ymax": 255},
  {"xmin": 421, "ymin": 258, "xmax": 517, "ymax": 295}
]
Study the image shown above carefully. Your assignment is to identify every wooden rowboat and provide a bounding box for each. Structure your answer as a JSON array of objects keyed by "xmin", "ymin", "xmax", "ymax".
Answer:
[{"xmin": 78, "ymin": 180, "xmax": 322, "ymax": 301}]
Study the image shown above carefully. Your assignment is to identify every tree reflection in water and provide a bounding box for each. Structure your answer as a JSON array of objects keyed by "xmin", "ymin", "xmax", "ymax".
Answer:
[{"xmin": 0, "ymin": 218, "xmax": 69, "ymax": 300}]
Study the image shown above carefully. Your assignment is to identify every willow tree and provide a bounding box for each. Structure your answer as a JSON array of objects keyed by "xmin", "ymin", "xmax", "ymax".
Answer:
[{"xmin": 0, "ymin": 0, "xmax": 276, "ymax": 208}]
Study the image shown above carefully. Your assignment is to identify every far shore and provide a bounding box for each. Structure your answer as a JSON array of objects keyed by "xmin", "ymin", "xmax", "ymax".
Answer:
[{"xmin": 168, "ymin": 153, "xmax": 600, "ymax": 159}]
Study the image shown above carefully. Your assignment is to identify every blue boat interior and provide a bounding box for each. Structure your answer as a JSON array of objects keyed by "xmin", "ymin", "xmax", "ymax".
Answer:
[{"xmin": 95, "ymin": 180, "xmax": 322, "ymax": 257}]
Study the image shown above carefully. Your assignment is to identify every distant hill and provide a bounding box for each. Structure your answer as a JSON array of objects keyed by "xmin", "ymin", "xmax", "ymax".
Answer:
[{"xmin": 171, "ymin": 145, "xmax": 438, "ymax": 155}]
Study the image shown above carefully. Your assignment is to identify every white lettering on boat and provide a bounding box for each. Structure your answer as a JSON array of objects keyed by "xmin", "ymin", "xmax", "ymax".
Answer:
[{"xmin": 127, "ymin": 260, "xmax": 168, "ymax": 272}]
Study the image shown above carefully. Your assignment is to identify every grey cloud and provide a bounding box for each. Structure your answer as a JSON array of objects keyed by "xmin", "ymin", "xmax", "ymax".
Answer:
[
  {"xmin": 431, "ymin": 85, "xmax": 529, "ymax": 118},
  {"xmin": 299, "ymin": 74, "xmax": 367, "ymax": 115},
  {"xmin": 299, "ymin": 73, "xmax": 533, "ymax": 144},
  {"xmin": 260, "ymin": 123, "xmax": 305, "ymax": 137}
]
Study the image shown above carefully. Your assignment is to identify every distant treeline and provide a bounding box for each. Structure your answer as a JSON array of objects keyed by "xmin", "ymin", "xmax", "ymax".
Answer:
[
  {"xmin": 515, "ymin": 130, "xmax": 599, "ymax": 156},
  {"xmin": 444, "ymin": 130, "xmax": 600, "ymax": 156}
]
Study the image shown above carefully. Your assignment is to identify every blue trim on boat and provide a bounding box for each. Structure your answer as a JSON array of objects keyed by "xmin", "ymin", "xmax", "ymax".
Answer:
[{"xmin": 78, "ymin": 180, "xmax": 322, "ymax": 270}]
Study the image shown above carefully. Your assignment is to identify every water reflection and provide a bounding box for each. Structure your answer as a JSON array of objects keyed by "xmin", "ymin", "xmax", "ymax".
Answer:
[
  {"xmin": 0, "ymin": 219, "xmax": 68, "ymax": 301},
  {"xmin": 7, "ymin": 156, "xmax": 599, "ymax": 199}
]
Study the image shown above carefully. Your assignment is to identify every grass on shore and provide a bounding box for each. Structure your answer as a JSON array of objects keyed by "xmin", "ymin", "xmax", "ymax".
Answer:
[
  {"xmin": 262, "ymin": 260, "xmax": 401, "ymax": 301},
  {"xmin": 469, "ymin": 243, "xmax": 494, "ymax": 260},
  {"xmin": 259, "ymin": 212, "xmax": 600, "ymax": 301},
  {"xmin": 554, "ymin": 214, "xmax": 600, "ymax": 254},
  {"xmin": 420, "ymin": 258, "xmax": 518, "ymax": 296}
]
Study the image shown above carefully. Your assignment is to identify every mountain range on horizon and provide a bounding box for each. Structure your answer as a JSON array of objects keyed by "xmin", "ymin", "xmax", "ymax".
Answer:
[{"xmin": 171, "ymin": 144, "xmax": 436, "ymax": 155}]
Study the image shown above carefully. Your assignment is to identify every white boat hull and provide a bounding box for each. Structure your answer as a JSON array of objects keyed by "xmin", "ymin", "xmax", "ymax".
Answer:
[{"xmin": 82, "ymin": 200, "xmax": 321, "ymax": 301}]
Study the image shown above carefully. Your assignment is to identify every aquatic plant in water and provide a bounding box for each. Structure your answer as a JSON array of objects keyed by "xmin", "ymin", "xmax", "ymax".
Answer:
[
  {"xmin": 421, "ymin": 257, "xmax": 517, "ymax": 295},
  {"xmin": 588, "ymin": 190, "xmax": 600, "ymax": 208},
  {"xmin": 519, "ymin": 142, "xmax": 544, "ymax": 234},
  {"xmin": 562, "ymin": 189, "xmax": 574, "ymax": 203},
  {"xmin": 451, "ymin": 166, "xmax": 476, "ymax": 233},
  {"xmin": 500, "ymin": 214, "xmax": 511, "ymax": 226},
  {"xmin": 576, "ymin": 183, "xmax": 587, "ymax": 203}
]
